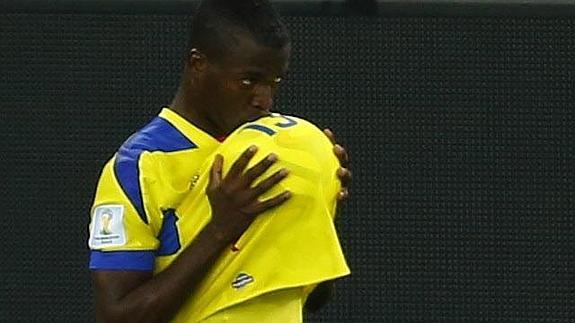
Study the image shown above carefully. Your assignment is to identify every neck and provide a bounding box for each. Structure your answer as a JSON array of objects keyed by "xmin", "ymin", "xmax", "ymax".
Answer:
[{"xmin": 170, "ymin": 85, "xmax": 223, "ymax": 138}]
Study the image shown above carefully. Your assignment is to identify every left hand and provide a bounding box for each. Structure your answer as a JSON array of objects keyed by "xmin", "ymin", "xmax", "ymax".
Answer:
[{"xmin": 324, "ymin": 128, "xmax": 352, "ymax": 201}]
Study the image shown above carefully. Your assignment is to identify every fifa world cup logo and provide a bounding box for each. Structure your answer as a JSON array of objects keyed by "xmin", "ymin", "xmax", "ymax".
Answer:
[{"xmin": 100, "ymin": 211, "xmax": 113, "ymax": 235}]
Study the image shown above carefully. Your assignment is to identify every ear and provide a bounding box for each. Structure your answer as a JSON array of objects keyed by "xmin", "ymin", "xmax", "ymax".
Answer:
[{"xmin": 188, "ymin": 48, "xmax": 208, "ymax": 74}]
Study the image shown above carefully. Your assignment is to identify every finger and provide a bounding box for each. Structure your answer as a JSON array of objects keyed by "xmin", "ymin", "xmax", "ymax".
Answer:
[
  {"xmin": 244, "ymin": 191, "xmax": 292, "ymax": 215},
  {"xmin": 243, "ymin": 153, "xmax": 278, "ymax": 184},
  {"xmin": 333, "ymin": 144, "xmax": 349, "ymax": 167},
  {"xmin": 208, "ymin": 154, "xmax": 224, "ymax": 190},
  {"xmin": 337, "ymin": 167, "xmax": 352, "ymax": 188},
  {"xmin": 247, "ymin": 168, "xmax": 289, "ymax": 200},
  {"xmin": 337, "ymin": 188, "xmax": 349, "ymax": 201},
  {"xmin": 226, "ymin": 145, "xmax": 258, "ymax": 180},
  {"xmin": 323, "ymin": 128, "xmax": 336, "ymax": 145}
]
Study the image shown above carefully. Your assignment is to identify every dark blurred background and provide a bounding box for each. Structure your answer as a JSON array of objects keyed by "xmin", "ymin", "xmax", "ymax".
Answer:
[{"xmin": 1, "ymin": 0, "xmax": 574, "ymax": 321}]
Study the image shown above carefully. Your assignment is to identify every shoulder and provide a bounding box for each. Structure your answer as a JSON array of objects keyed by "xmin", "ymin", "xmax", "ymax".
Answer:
[
  {"xmin": 109, "ymin": 116, "xmax": 200, "ymax": 223},
  {"xmin": 117, "ymin": 116, "xmax": 197, "ymax": 160},
  {"xmin": 114, "ymin": 115, "xmax": 200, "ymax": 177}
]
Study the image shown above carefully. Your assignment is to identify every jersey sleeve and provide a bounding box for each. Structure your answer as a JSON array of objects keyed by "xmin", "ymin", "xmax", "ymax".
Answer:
[{"xmin": 88, "ymin": 155, "xmax": 160, "ymax": 271}]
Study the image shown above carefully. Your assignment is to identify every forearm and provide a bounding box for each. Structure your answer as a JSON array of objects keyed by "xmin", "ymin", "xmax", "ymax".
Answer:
[{"xmin": 95, "ymin": 224, "xmax": 229, "ymax": 323}]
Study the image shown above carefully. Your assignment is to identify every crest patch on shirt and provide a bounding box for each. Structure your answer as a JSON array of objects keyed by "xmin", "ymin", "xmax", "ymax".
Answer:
[{"xmin": 89, "ymin": 205, "xmax": 126, "ymax": 249}]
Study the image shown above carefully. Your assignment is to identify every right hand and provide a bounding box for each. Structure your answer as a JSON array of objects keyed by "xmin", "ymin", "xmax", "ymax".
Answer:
[{"xmin": 205, "ymin": 145, "xmax": 291, "ymax": 244}]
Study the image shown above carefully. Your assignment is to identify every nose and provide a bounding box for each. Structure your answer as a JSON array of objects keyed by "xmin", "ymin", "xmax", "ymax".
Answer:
[{"xmin": 250, "ymin": 84, "xmax": 273, "ymax": 111}]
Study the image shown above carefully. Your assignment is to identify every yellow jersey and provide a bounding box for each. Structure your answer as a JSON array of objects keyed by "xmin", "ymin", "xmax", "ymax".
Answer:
[
  {"xmin": 172, "ymin": 114, "xmax": 350, "ymax": 322},
  {"xmin": 88, "ymin": 110, "xmax": 349, "ymax": 322}
]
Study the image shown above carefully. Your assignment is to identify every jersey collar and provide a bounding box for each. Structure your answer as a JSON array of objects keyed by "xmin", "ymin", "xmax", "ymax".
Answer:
[{"xmin": 158, "ymin": 107, "xmax": 221, "ymax": 147}]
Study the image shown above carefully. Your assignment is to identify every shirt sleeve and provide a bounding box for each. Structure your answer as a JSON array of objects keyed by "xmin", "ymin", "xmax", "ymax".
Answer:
[{"xmin": 88, "ymin": 155, "xmax": 160, "ymax": 271}]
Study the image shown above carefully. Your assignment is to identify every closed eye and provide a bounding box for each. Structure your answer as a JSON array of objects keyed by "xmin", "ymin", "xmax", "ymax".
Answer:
[
  {"xmin": 239, "ymin": 76, "xmax": 283, "ymax": 88},
  {"xmin": 241, "ymin": 78, "xmax": 254, "ymax": 86}
]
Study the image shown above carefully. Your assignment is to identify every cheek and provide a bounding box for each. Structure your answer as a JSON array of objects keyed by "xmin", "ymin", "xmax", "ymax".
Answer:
[
  {"xmin": 208, "ymin": 90, "xmax": 252, "ymax": 124},
  {"xmin": 204, "ymin": 80, "xmax": 235, "ymax": 105},
  {"xmin": 202, "ymin": 74, "xmax": 251, "ymax": 112},
  {"xmin": 218, "ymin": 84, "xmax": 251, "ymax": 108}
]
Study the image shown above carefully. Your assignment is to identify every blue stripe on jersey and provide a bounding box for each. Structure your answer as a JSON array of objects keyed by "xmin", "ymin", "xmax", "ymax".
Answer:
[
  {"xmin": 89, "ymin": 250, "xmax": 155, "ymax": 271},
  {"xmin": 156, "ymin": 209, "xmax": 181, "ymax": 256},
  {"xmin": 242, "ymin": 124, "xmax": 276, "ymax": 136},
  {"xmin": 114, "ymin": 116, "xmax": 197, "ymax": 224}
]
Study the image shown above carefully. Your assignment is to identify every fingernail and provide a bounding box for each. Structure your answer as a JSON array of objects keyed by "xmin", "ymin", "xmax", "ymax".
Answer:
[
  {"xmin": 248, "ymin": 145, "xmax": 257, "ymax": 153},
  {"xmin": 280, "ymin": 168, "xmax": 289, "ymax": 176},
  {"xmin": 267, "ymin": 153, "xmax": 278, "ymax": 162},
  {"xmin": 337, "ymin": 168, "xmax": 347, "ymax": 176}
]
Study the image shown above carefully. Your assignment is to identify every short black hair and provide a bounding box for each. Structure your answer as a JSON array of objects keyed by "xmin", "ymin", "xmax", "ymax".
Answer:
[{"xmin": 189, "ymin": 0, "xmax": 290, "ymax": 61}]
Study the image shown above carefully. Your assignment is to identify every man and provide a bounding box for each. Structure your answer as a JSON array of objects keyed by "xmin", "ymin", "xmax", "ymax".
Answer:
[{"xmin": 88, "ymin": 0, "xmax": 351, "ymax": 321}]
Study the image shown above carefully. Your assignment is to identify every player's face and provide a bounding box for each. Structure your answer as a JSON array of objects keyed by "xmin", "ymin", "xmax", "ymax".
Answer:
[{"xmin": 199, "ymin": 34, "xmax": 291, "ymax": 135}]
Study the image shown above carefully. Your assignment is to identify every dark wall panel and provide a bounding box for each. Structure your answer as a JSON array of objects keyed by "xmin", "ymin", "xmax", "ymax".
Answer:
[{"xmin": 1, "ymin": 11, "xmax": 574, "ymax": 322}]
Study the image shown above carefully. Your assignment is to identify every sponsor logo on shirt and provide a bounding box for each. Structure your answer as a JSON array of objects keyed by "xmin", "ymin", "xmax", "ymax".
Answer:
[
  {"xmin": 189, "ymin": 174, "xmax": 200, "ymax": 189},
  {"xmin": 231, "ymin": 272, "xmax": 254, "ymax": 289}
]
